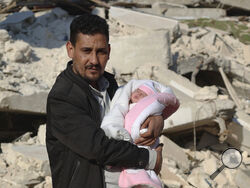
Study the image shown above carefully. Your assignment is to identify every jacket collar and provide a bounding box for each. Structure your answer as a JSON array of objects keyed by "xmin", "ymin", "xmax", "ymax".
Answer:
[{"xmin": 64, "ymin": 61, "xmax": 115, "ymax": 97}]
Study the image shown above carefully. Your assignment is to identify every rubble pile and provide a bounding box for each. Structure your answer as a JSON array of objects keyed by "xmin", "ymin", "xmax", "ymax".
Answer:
[
  {"xmin": 0, "ymin": 7, "xmax": 72, "ymax": 101},
  {"xmin": 0, "ymin": 125, "xmax": 52, "ymax": 188},
  {"xmin": 0, "ymin": 0, "xmax": 250, "ymax": 187}
]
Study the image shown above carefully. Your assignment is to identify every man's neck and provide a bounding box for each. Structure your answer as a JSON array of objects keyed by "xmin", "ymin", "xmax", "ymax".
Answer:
[{"xmin": 90, "ymin": 82, "xmax": 99, "ymax": 90}]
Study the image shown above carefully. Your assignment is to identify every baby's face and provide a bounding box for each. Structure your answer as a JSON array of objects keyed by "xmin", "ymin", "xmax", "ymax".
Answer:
[{"xmin": 130, "ymin": 89, "xmax": 147, "ymax": 103}]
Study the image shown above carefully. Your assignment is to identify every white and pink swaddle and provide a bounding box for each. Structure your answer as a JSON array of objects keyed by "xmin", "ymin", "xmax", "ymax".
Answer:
[{"xmin": 101, "ymin": 80, "xmax": 180, "ymax": 188}]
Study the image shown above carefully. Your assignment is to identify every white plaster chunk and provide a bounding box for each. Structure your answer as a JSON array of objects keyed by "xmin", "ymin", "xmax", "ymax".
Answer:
[
  {"xmin": 37, "ymin": 124, "xmax": 46, "ymax": 145},
  {"xmin": 194, "ymin": 85, "xmax": 218, "ymax": 101},
  {"xmin": 1, "ymin": 144, "xmax": 50, "ymax": 176},
  {"xmin": 0, "ymin": 29, "xmax": 10, "ymax": 42},
  {"xmin": 187, "ymin": 167, "xmax": 217, "ymax": 188},
  {"xmin": 4, "ymin": 40, "xmax": 31, "ymax": 63}
]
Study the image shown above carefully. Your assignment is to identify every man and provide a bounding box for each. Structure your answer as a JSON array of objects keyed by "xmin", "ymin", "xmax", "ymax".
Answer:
[{"xmin": 46, "ymin": 14, "xmax": 164, "ymax": 188}]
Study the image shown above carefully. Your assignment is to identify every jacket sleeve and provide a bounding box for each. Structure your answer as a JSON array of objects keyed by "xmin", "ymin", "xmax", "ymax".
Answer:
[{"xmin": 47, "ymin": 96, "xmax": 149, "ymax": 169}]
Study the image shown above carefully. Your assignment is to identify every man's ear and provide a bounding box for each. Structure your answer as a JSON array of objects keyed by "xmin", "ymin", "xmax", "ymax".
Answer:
[{"xmin": 66, "ymin": 41, "xmax": 74, "ymax": 59}]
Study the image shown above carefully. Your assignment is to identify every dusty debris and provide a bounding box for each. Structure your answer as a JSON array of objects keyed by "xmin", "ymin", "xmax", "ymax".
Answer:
[{"xmin": 0, "ymin": 2, "xmax": 250, "ymax": 188}]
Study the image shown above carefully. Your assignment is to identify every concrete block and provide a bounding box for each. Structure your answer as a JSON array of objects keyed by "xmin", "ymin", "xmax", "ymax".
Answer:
[
  {"xmin": 160, "ymin": 135, "xmax": 190, "ymax": 171},
  {"xmin": 2, "ymin": 168, "xmax": 41, "ymax": 187},
  {"xmin": 92, "ymin": 7, "xmax": 106, "ymax": 19},
  {"xmin": 133, "ymin": 63, "xmax": 200, "ymax": 98},
  {"xmin": 108, "ymin": 30, "xmax": 171, "ymax": 73},
  {"xmin": 0, "ymin": 156, "xmax": 7, "ymax": 177},
  {"xmin": 0, "ymin": 29, "xmax": 9, "ymax": 42},
  {"xmin": 234, "ymin": 169, "xmax": 250, "ymax": 188},
  {"xmin": 243, "ymin": 44, "xmax": 250, "ymax": 64},
  {"xmin": 132, "ymin": 8, "xmax": 159, "ymax": 15},
  {"xmin": 187, "ymin": 167, "xmax": 216, "ymax": 188},
  {"xmin": 152, "ymin": 2, "xmax": 187, "ymax": 15},
  {"xmin": 164, "ymin": 98, "xmax": 235, "ymax": 131},
  {"xmin": 0, "ymin": 92, "xmax": 48, "ymax": 114},
  {"xmin": 196, "ymin": 132, "xmax": 219, "ymax": 150},
  {"xmin": 161, "ymin": 163, "xmax": 189, "ymax": 187},
  {"xmin": 0, "ymin": 10, "xmax": 35, "ymax": 33},
  {"xmin": 0, "ymin": 10, "xmax": 34, "ymax": 25},
  {"xmin": 226, "ymin": 115, "xmax": 250, "ymax": 153},
  {"xmin": 52, "ymin": 7, "xmax": 68, "ymax": 18},
  {"xmin": 4, "ymin": 40, "xmax": 31, "ymax": 63},
  {"xmin": 131, "ymin": 0, "xmax": 199, "ymax": 6},
  {"xmin": 201, "ymin": 155, "xmax": 218, "ymax": 175},
  {"xmin": 109, "ymin": 6, "xmax": 179, "ymax": 33},
  {"xmin": 1, "ymin": 143, "xmax": 50, "ymax": 176},
  {"xmin": 37, "ymin": 124, "xmax": 46, "ymax": 145},
  {"xmin": 34, "ymin": 176, "xmax": 52, "ymax": 188},
  {"xmin": 164, "ymin": 8, "xmax": 226, "ymax": 19},
  {"xmin": 220, "ymin": 0, "xmax": 250, "ymax": 11},
  {"xmin": 194, "ymin": 85, "xmax": 218, "ymax": 101}
]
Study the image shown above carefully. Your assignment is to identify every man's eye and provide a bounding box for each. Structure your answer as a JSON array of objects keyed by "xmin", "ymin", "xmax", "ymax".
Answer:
[
  {"xmin": 82, "ymin": 49, "xmax": 91, "ymax": 53},
  {"xmin": 98, "ymin": 50, "xmax": 107, "ymax": 55}
]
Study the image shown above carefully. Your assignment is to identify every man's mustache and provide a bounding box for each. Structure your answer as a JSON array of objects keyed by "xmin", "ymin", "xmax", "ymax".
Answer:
[{"xmin": 85, "ymin": 64, "xmax": 101, "ymax": 69}]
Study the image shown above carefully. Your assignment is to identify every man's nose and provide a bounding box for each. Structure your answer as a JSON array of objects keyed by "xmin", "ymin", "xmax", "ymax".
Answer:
[{"xmin": 90, "ymin": 52, "xmax": 99, "ymax": 64}]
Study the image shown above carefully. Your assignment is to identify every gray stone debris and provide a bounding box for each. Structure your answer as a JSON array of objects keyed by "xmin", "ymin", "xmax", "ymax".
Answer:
[
  {"xmin": 164, "ymin": 8, "xmax": 226, "ymax": 19},
  {"xmin": 109, "ymin": 6, "xmax": 180, "ymax": 39},
  {"xmin": 0, "ymin": 3, "xmax": 249, "ymax": 188},
  {"xmin": 108, "ymin": 30, "xmax": 171, "ymax": 74},
  {"xmin": 234, "ymin": 169, "xmax": 250, "ymax": 188},
  {"xmin": 220, "ymin": 0, "xmax": 250, "ymax": 11}
]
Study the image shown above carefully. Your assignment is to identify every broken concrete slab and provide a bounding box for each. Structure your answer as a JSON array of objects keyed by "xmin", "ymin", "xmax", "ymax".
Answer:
[
  {"xmin": 164, "ymin": 8, "xmax": 226, "ymax": 19},
  {"xmin": 164, "ymin": 98, "xmax": 235, "ymax": 132},
  {"xmin": 0, "ymin": 92, "xmax": 47, "ymax": 114},
  {"xmin": 107, "ymin": 30, "xmax": 171, "ymax": 73},
  {"xmin": 109, "ymin": 6, "xmax": 179, "ymax": 35},
  {"xmin": 51, "ymin": 7, "xmax": 68, "ymax": 18},
  {"xmin": 220, "ymin": 0, "xmax": 250, "ymax": 11},
  {"xmin": 131, "ymin": 0, "xmax": 200, "ymax": 6},
  {"xmin": 160, "ymin": 164, "xmax": 189, "ymax": 187},
  {"xmin": 243, "ymin": 45, "xmax": 250, "ymax": 66},
  {"xmin": 0, "ymin": 10, "xmax": 35, "ymax": 33},
  {"xmin": 187, "ymin": 167, "xmax": 216, "ymax": 188},
  {"xmin": 4, "ymin": 40, "xmax": 31, "ymax": 63},
  {"xmin": 152, "ymin": 2, "xmax": 187, "ymax": 15},
  {"xmin": 0, "ymin": 156, "xmax": 7, "ymax": 177},
  {"xmin": 160, "ymin": 135, "xmax": 190, "ymax": 171},
  {"xmin": 235, "ymin": 110, "xmax": 250, "ymax": 129},
  {"xmin": 226, "ymin": 117, "xmax": 250, "ymax": 153},
  {"xmin": 234, "ymin": 169, "xmax": 250, "ymax": 188},
  {"xmin": 1, "ymin": 143, "xmax": 50, "ymax": 176},
  {"xmin": 92, "ymin": 7, "xmax": 106, "ymax": 19},
  {"xmin": 129, "ymin": 63, "xmax": 235, "ymax": 133},
  {"xmin": 194, "ymin": 85, "xmax": 218, "ymax": 101},
  {"xmin": 196, "ymin": 132, "xmax": 219, "ymax": 150},
  {"xmin": 0, "ymin": 10, "xmax": 34, "ymax": 25},
  {"xmin": 1, "ymin": 168, "xmax": 42, "ymax": 188},
  {"xmin": 37, "ymin": 124, "xmax": 46, "ymax": 145},
  {"xmin": 134, "ymin": 63, "xmax": 201, "ymax": 98}
]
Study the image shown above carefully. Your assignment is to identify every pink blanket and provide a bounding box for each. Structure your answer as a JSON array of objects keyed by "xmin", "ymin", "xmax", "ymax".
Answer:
[
  {"xmin": 101, "ymin": 80, "xmax": 180, "ymax": 188},
  {"xmin": 119, "ymin": 92, "xmax": 179, "ymax": 188}
]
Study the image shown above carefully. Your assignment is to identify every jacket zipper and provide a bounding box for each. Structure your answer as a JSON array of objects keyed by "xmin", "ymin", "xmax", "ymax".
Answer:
[{"xmin": 69, "ymin": 160, "xmax": 80, "ymax": 188}]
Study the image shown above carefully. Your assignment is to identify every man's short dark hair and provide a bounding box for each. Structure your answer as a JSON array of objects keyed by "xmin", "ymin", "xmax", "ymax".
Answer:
[{"xmin": 70, "ymin": 14, "xmax": 109, "ymax": 46}]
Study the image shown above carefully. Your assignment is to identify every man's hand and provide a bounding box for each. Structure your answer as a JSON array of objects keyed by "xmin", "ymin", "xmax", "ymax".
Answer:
[
  {"xmin": 154, "ymin": 143, "xmax": 163, "ymax": 175},
  {"xmin": 134, "ymin": 115, "xmax": 164, "ymax": 146}
]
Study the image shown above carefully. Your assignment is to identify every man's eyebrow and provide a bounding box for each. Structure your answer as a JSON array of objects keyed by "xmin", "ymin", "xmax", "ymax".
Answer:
[{"xmin": 80, "ymin": 47, "xmax": 92, "ymax": 50}]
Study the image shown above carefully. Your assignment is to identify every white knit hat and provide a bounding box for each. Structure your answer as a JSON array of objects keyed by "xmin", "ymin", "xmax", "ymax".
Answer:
[{"xmin": 138, "ymin": 82, "xmax": 158, "ymax": 96}]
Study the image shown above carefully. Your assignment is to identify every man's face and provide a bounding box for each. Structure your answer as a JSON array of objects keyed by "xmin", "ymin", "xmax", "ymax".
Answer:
[{"xmin": 66, "ymin": 33, "xmax": 110, "ymax": 85}]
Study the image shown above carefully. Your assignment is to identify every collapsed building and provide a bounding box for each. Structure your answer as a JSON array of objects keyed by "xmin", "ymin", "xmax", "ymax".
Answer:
[{"xmin": 0, "ymin": 0, "xmax": 250, "ymax": 187}]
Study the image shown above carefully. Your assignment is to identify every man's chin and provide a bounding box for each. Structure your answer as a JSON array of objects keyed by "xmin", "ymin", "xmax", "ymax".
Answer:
[{"xmin": 84, "ymin": 73, "xmax": 102, "ymax": 82}]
